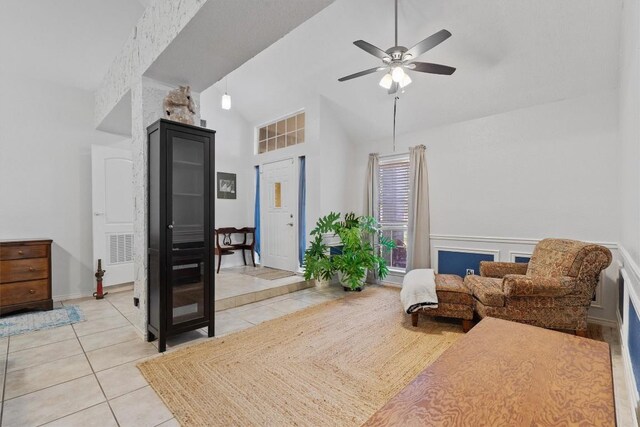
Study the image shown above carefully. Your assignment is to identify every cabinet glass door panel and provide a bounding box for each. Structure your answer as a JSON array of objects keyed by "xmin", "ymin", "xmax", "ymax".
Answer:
[{"xmin": 170, "ymin": 134, "xmax": 205, "ymax": 326}]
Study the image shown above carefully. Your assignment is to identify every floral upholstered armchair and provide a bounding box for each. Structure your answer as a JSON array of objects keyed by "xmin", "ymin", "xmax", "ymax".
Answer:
[{"xmin": 463, "ymin": 238, "xmax": 612, "ymax": 336}]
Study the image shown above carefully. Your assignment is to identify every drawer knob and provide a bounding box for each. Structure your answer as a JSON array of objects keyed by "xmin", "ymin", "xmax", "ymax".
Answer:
[
  {"xmin": 28, "ymin": 267, "xmax": 35, "ymax": 272},
  {"xmin": 17, "ymin": 250, "xmax": 24, "ymax": 255},
  {"xmin": 29, "ymin": 289, "xmax": 35, "ymax": 294}
]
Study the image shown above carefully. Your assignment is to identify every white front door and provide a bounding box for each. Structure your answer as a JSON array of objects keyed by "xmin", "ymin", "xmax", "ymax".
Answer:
[
  {"xmin": 261, "ymin": 158, "xmax": 298, "ymax": 272},
  {"xmin": 91, "ymin": 145, "xmax": 134, "ymax": 286}
]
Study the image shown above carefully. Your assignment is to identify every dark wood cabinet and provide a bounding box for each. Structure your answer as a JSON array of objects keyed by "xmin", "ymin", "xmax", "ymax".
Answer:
[
  {"xmin": 0, "ymin": 239, "xmax": 53, "ymax": 315},
  {"xmin": 147, "ymin": 119, "xmax": 215, "ymax": 352}
]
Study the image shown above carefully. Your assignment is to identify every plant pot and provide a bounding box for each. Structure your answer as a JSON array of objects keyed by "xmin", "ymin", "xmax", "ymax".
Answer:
[{"xmin": 337, "ymin": 269, "xmax": 367, "ymax": 291}]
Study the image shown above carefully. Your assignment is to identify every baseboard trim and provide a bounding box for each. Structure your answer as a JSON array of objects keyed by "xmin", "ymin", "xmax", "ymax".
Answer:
[
  {"xmin": 53, "ymin": 292, "xmax": 93, "ymax": 302},
  {"xmin": 587, "ymin": 316, "xmax": 618, "ymax": 328},
  {"xmin": 621, "ymin": 339, "xmax": 640, "ymax": 425}
]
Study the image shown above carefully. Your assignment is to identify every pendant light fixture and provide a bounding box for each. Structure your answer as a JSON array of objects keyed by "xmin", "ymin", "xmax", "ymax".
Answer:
[{"xmin": 221, "ymin": 78, "xmax": 231, "ymax": 110}]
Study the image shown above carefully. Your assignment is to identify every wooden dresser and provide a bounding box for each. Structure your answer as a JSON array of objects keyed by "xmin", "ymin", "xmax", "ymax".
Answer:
[{"xmin": 0, "ymin": 239, "xmax": 53, "ymax": 315}]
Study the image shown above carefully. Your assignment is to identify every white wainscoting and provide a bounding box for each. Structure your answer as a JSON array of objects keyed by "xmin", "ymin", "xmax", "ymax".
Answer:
[
  {"xmin": 618, "ymin": 246, "xmax": 640, "ymax": 423},
  {"xmin": 429, "ymin": 234, "xmax": 619, "ymax": 326}
]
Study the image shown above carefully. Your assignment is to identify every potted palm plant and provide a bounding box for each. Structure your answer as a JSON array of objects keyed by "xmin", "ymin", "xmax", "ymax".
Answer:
[{"xmin": 303, "ymin": 212, "xmax": 396, "ymax": 291}]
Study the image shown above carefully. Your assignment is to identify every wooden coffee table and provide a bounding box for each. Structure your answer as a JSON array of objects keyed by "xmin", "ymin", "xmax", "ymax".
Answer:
[{"xmin": 364, "ymin": 317, "xmax": 616, "ymax": 426}]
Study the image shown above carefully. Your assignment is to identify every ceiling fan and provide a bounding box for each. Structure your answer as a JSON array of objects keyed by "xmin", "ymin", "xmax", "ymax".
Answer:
[{"xmin": 338, "ymin": 0, "xmax": 456, "ymax": 94}]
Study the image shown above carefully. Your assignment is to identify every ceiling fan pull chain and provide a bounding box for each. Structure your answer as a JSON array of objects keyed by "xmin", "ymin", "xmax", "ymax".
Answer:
[{"xmin": 393, "ymin": 96, "xmax": 399, "ymax": 152}]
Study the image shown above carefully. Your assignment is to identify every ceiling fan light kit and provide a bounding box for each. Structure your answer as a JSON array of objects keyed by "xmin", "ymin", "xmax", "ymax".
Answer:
[
  {"xmin": 391, "ymin": 66, "xmax": 405, "ymax": 83},
  {"xmin": 379, "ymin": 73, "xmax": 393, "ymax": 89},
  {"xmin": 399, "ymin": 73, "xmax": 411, "ymax": 88},
  {"xmin": 338, "ymin": 0, "xmax": 456, "ymax": 95}
]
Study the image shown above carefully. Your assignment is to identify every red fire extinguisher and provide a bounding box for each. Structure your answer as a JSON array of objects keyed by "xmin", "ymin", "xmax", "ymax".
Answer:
[{"xmin": 93, "ymin": 259, "xmax": 108, "ymax": 299}]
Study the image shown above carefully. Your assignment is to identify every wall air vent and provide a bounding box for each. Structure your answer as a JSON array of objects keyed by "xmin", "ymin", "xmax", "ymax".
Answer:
[{"xmin": 108, "ymin": 233, "xmax": 134, "ymax": 264}]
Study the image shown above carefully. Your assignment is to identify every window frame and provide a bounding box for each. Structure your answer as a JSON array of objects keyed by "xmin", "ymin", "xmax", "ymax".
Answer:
[
  {"xmin": 377, "ymin": 153, "xmax": 410, "ymax": 273},
  {"xmin": 256, "ymin": 111, "xmax": 305, "ymax": 154}
]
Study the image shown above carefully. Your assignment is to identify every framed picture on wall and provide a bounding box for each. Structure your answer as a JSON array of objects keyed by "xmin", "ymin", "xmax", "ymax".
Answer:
[{"xmin": 217, "ymin": 172, "xmax": 236, "ymax": 199}]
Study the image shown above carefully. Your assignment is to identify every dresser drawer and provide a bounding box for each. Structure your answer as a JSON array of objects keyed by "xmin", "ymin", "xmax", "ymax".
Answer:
[
  {"xmin": 0, "ymin": 244, "xmax": 48, "ymax": 260},
  {"xmin": 0, "ymin": 258, "xmax": 49, "ymax": 283},
  {"xmin": 0, "ymin": 280, "xmax": 49, "ymax": 306}
]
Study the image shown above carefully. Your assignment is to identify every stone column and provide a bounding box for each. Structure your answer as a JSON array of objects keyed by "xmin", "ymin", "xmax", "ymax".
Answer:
[{"xmin": 131, "ymin": 77, "xmax": 149, "ymax": 334}]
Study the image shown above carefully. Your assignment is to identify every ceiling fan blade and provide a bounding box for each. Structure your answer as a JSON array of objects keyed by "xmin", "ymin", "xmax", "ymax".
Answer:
[
  {"xmin": 388, "ymin": 81, "xmax": 399, "ymax": 95},
  {"xmin": 338, "ymin": 67, "xmax": 383, "ymax": 82},
  {"xmin": 409, "ymin": 62, "xmax": 456, "ymax": 75},
  {"xmin": 404, "ymin": 29, "xmax": 452, "ymax": 60},
  {"xmin": 353, "ymin": 40, "xmax": 390, "ymax": 60}
]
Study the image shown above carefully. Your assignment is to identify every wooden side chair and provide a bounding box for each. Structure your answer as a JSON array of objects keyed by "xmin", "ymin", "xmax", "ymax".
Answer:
[{"xmin": 214, "ymin": 227, "xmax": 256, "ymax": 273}]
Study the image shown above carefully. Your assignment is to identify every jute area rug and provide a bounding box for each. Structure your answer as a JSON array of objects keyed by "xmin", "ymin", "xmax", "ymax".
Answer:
[{"xmin": 138, "ymin": 286, "xmax": 464, "ymax": 426}]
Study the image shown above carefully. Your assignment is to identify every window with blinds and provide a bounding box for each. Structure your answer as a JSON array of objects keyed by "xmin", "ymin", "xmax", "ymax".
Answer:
[{"xmin": 378, "ymin": 157, "xmax": 409, "ymax": 271}]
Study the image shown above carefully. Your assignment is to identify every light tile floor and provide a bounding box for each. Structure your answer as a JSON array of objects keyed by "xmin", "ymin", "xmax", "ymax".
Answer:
[
  {"xmin": 0, "ymin": 283, "xmax": 635, "ymax": 426},
  {"xmin": 0, "ymin": 282, "xmax": 346, "ymax": 426}
]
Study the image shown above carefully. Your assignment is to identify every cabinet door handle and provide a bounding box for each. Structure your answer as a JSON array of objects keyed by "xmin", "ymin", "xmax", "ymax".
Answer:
[
  {"xmin": 28, "ymin": 289, "xmax": 35, "ymax": 294},
  {"xmin": 168, "ymin": 224, "xmax": 174, "ymax": 229}
]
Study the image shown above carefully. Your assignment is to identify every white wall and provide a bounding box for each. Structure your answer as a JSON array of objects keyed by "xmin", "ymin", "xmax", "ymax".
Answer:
[
  {"xmin": 0, "ymin": 73, "xmax": 129, "ymax": 300},
  {"xmin": 198, "ymin": 91, "xmax": 359, "ymax": 268},
  {"xmin": 617, "ymin": 0, "xmax": 640, "ymax": 420},
  {"xmin": 349, "ymin": 90, "xmax": 620, "ymax": 321},
  {"xmin": 199, "ymin": 86, "xmax": 255, "ymax": 268},
  {"xmin": 619, "ymin": 0, "xmax": 640, "ymax": 264},
  {"xmin": 352, "ymin": 90, "xmax": 620, "ymax": 242},
  {"xmin": 249, "ymin": 96, "xmax": 358, "ymax": 257},
  {"xmin": 319, "ymin": 97, "xmax": 360, "ymax": 215}
]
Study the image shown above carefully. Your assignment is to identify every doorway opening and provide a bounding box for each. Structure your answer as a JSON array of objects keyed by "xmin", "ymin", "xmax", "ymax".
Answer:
[
  {"xmin": 259, "ymin": 158, "xmax": 299, "ymax": 272},
  {"xmin": 91, "ymin": 144, "xmax": 135, "ymax": 287}
]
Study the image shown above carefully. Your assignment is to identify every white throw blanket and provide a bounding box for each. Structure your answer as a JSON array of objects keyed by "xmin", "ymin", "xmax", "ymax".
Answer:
[{"xmin": 400, "ymin": 269, "xmax": 438, "ymax": 314}]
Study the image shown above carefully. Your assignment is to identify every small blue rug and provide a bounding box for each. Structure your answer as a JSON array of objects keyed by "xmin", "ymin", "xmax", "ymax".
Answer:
[{"xmin": 0, "ymin": 306, "xmax": 85, "ymax": 337}]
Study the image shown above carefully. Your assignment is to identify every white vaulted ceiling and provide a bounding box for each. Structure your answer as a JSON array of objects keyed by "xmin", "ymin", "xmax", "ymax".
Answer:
[
  {"xmin": 208, "ymin": 0, "xmax": 622, "ymax": 142},
  {"xmin": 144, "ymin": 0, "xmax": 335, "ymax": 92},
  {"xmin": 0, "ymin": 0, "xmax": 144, "ymax": 90}
]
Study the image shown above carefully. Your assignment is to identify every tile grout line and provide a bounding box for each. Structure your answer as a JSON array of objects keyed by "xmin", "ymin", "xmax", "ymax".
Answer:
[
  {"xmin": 4, "ymin": 373, "xmax": 95, "ymax": 404},
  {"xmin": 102, "ymin": 297, "xmax": 174, "ymax": 427},
  {"xmin": 33, "ymin": 401, "xmax": 108, "ymax": 427},
  {"xmin": 2, "ymin": 287, "xmax": 345, "ymax": 426},
  {"xmin": 71, "ymin": 299, "xmax": 122, "ymax": 427},
  {"xmin": 0, "ymin": 335, "xmax": 10, "ymax": 427},
  {"xmin": 7, "ymin": 335, "xmax": 82, "ymax": 359},
  {"xmin": 4, "ymin": 338, "xmax": 84, "ymax": 374}
]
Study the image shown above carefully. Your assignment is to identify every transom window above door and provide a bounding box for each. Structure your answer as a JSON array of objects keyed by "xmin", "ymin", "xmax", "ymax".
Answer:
[{"xmin": 257, "ymin": 111, "xmax": 305, "ymax": 154}]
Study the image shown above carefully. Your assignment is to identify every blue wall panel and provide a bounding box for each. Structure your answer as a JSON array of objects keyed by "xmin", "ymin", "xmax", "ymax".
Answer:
[
  {"xmin": 438, "ymin": 251, "xmax": 495, "ymax": 277},
  {"xmin": 514, "ymin": 256, "xmax": 531, "ymax": 263},
  {"xmin": 628, "ymin": 303, "xmax": 640, "ymax": 394},
  {"xmin": 619, "ymin": 272, "xmax": 625, "ymax": 321},
  {"xmin": 329, "ymin": 245, "xmax": 343, "ymax": 256}
]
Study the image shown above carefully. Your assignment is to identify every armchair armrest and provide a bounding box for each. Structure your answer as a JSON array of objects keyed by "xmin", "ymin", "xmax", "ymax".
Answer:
[
  {"xmin": 503, "ymin": 275, "xmax": 575, "ymax": 297},
  {"xmin": 479, "ymin": 261, "xmax": 528, "ymax": 278}
]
